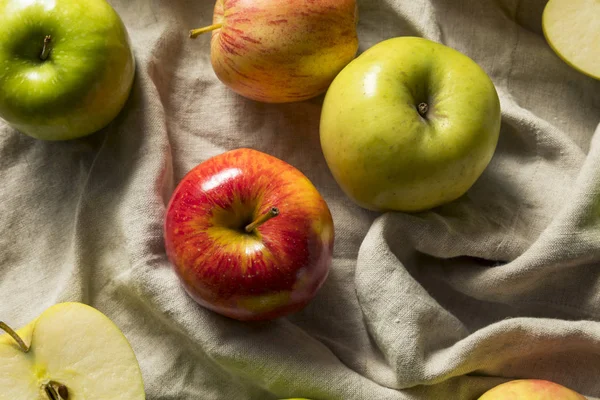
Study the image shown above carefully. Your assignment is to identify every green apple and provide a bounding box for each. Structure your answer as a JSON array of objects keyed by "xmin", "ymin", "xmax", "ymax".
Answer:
[
  {"xmin": 0, "ymin": 302, "xmax": 145, "ymax": 399},
  {"xmin": 0, "ymin": 0, "xmax": 136, "ymax": 141},
  {"xmin": 478, "ymin": 379, "xmax": 586, "ymax": 400},
  {"xmin": 320, "ymin": 37, "xmax": 501, "ymax": 212},
  {"xmin": 542, "ymin": 0, "xmax": 600, "ymax": 80}
]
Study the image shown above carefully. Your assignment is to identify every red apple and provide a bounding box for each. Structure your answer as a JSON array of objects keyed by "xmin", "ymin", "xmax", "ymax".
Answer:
[
  {"xmin": 189, "ymin": 0, "xmax": 359, "ymax": 103},
  {"xmin": 164, "ymin": 148, "xmax": 334, "ymax": 321}
]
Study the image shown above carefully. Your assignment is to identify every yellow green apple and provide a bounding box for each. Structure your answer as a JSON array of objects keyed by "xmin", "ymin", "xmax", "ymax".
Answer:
[
  {"xmin": 320, "ymin": 36, "xmax": 501, "ymax": 212},
  {"xmin": 189, "ymin": 0, "xmax": 359, "ymax": 103},
  {"xmin": 0, "ymin": 0, "xmax": 136, "ymax": 140},
  {"xmin": 0, "ymin": 302, "xmax": 145, "ymax": 399},
  {"xmin": 479, "ymin": 379, "xmax": 586, "ymax": 399},
  {"xmin": 542, "ymin": 0, "xmax": 600, "ymax": 79}
]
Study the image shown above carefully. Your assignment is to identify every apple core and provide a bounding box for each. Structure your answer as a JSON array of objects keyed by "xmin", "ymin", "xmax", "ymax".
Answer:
[
  {"xmin": 44, "ymin": 381, "xmax": 69, "ymax": 400},
  {"xmin": 0, "ymin": 321, "xmax": 70, "ymax": 400}
]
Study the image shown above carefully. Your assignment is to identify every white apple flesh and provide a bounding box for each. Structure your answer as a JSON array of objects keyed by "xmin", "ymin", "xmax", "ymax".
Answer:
[
  {"xmin": 0, "ymin": 302, "xmax": 145, "ymax": 400},
  {"xmin": 543, "ymin": 0, "xmax": 600, "ymax": 79}
]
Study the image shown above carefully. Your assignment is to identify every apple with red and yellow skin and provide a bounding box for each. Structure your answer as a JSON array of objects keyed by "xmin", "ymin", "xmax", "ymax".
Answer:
[
  {"xmin": 189, "ymin": 0, "xmax": 359, "ymax": 103},
  {"xmin": 164, "ymin": 148, "xmax": 334, "ymax": 321},
  {"xmin": 478, "ymin": 379, "xmax": 586, "ymax": 400}
]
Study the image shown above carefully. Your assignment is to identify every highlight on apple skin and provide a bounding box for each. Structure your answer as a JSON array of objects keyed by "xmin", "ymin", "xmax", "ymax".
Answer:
[
  {"xmin": 0, "ymin": 0, "xmax": 136, "ymax": 141},
  {"xmin": 189, "ymin": 0, "xmax": 359, "ymax": 103},
  {"xmin": 478, "ymin": 379, "xmax": 587, "ymax": 400},
  {"xmin": 164, "ymin": 148, "xmax": 335, "ymax": 321}
]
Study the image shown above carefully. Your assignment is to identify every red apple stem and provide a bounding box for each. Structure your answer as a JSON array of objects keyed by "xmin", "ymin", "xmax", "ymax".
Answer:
[
  {"xmin": 40, "ymin": 35, "xmax": 52, "ymax": 61},
  {"xmin": 189, "ymin": 23, "xmax": 223, "ymax": 39},
  {"xmin": 418, "ymin": 102, "xmax": 429, "ymax": 117},
  {"xmin": 0, "ymin": 321, "xmax": 29, "ymax": 353},
  {"xmin": 245, "ymin": 207, "xmax": 280, "ymax": 233}
]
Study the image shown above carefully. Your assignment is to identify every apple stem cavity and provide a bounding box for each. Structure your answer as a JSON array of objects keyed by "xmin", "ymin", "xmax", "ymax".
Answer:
[
  {"xmin": 189, "ymin": 23, "xmax": 223, "ymax": 39},
  {"xmin": 44, "ymin": 381, "xmax": 69, "ymax": 400},
  {"xmin": 40, "ymin": 35, "xmax": 52, "ymax": 61},
  {"xmin": 417, "ymin": 102, "xmax": 429, "ymax": 118},
  {"xmin": 0, "ymin": 321, "xmax": 30, "ymax": 353},
  {"xmin": 245, "ymin": 207, "xmax": 280, "ymax": 233}
]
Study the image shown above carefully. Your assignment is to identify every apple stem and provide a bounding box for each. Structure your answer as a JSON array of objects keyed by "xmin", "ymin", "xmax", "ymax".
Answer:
[
  {"xmin": 40, "ymin": 35, "xmax": 52, "ymax": 61},
  {"xmin": 44, "ymin": 381, "xmax": 69, "ymax": 400},
  {"xmin": 245, "ymin": 207, "xmax": 280, "ymax": 233},
  {"xmin": 189, "ymin": 23, "xmax": 223, "ymax": 39},
  {"xmin": 0, "ymin": 321, "xmax": 29, "ymax": 353},
  {"xmin": 418, "ymin": 102, "xmax": 429, "ymax": 117},
  {"xmin": 1, "ymin": 322, "xmax": 69, "ymax": 399}
]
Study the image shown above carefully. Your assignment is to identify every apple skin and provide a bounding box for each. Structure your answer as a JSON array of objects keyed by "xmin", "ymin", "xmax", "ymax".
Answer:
[
  {"xmin": 0, "ymin": 0, "xmax": 135, "ymax": 141},
  {"xmin": 164, "ymin": 148, "xmax": 334, "ymax": 321},
  {"xmin": 478, "ymin": 379, "xmax": 586, "ymax": 400},
  {"xmin": 205, "ymin": 0, "xmax": 358, "ymax": 103},
  {"xmin": 320, "ymin": 37, "xmax": 501, "ymax": 212}
]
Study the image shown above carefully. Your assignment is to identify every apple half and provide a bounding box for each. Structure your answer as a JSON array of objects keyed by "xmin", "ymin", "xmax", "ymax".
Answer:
[
  {"xmin": 0, "ymin": 302, "xmax": 145, "ymax": 400},
  {"xmin": 543, "ymin": 0, "xmax": 600, "ymax": 79}
]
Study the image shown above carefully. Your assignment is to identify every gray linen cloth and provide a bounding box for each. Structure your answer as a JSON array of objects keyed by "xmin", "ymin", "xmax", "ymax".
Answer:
[{"xmin": 1, "ymin": 0, "xmax": 600, "ymax": 399}]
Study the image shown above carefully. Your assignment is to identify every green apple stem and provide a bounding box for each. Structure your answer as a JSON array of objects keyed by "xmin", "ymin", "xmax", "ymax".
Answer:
[
  {"xmin": 189, "ymin": 23, "xmax": 223, "ymax": 39},
  {"xmin": 40, "ymin": 35, "xmax": 52, "ymax": 61},
  {"xmin": 417, "ymin": 102, "xmax": 429, "ymax": 117},
  {"xmin": 44, "ymin": 381, "xmax": 69, "ymax": 400},
  {"xmin": 0, "ymin": 321, "xmax": 29, "ymax": 352},
  {"xmin": 245, "ymin": 207, "xmax": 280, "ymax": 233}
]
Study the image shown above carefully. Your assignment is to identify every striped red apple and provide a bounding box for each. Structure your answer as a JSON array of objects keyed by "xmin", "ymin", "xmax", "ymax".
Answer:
[
  {"xmin": 189, "ymin": 0, "xmax": 359, "ymax": 103},
  {"xmin": 164, "ymin": 149, "xmax": 334, "ymax": 321}
]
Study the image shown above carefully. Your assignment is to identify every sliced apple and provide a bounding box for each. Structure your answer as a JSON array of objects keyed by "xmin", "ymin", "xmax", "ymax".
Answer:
[
  {"xmin": 0, "ymin": 302, "xmax": 145, "ymax": 400},
  {"xmin": 542, "ymin": 0, "xmax": 600, "ymax": 79}
]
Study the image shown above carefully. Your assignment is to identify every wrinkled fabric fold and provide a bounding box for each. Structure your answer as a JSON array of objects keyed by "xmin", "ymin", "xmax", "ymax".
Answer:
[{"xmin": 1, "ymin": 0, "xmax": 599, "ymax": 399}]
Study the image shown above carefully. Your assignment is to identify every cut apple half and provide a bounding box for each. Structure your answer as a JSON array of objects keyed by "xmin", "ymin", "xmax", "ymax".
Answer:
[
  {"xmin": 0, "ymin": 302, "xmax": 145, "ymax": 400},
  {"xmin": 542, "ymin": 0, "xmax": 600, "ymax": 79}
]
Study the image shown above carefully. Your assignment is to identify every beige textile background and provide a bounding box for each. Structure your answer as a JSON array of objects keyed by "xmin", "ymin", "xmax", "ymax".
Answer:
[{"xmin": 2, "ymin": 0, "xmax": 600, "ymax": 399}]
